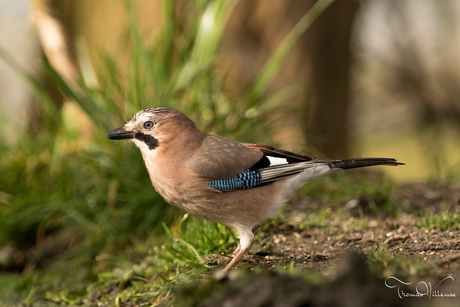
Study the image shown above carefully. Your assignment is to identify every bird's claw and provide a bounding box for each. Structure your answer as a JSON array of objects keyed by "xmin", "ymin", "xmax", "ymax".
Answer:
[{"xmin": 202, "ymin": 254, "xmax": 233, "ymax": 266}]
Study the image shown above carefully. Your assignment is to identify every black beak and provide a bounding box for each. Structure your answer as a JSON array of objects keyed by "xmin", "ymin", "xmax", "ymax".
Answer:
[{"xmin": 106, "ymin": 127, "xmax": 135, "ymax": 140}]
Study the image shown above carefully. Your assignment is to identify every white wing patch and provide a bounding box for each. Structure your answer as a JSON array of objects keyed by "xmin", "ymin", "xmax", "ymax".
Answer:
[{"xmin": 267, "ymin": 156, "xmax": 289, "ymax": 166}]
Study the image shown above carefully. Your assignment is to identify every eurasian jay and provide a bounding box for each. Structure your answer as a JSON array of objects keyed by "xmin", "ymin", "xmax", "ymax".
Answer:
[{"xmin": 106, "ymin": 107, "xmax": 404, "ymax": 271}]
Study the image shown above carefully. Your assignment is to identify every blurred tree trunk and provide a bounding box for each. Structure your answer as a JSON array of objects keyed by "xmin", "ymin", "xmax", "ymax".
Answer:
[
  {"xmin": 301, "ymin": 0, "xmax": 359, "ymax": 158},
  {"xmin": 225, "ymin": 0, "xmax": 359, "ymax": 158},
  {"xmin": 31, "ymin": 0, "xmax": 79, "ymax": 83}
]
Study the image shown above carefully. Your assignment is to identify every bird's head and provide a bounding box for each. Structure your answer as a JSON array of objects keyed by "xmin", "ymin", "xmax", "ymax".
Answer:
[{"xmin": 106, "ymin": 107, "xmax": 196, "ymax": 153}]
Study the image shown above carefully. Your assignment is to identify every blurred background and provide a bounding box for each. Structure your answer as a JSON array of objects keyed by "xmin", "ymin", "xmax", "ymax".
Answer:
[
  {"xmin": 2, "ymin": 0, "xmax": 460, "ymax": 182},
  {"xmin": 1, "ymin": 0, "xmax": 460, "ymax": 296}
]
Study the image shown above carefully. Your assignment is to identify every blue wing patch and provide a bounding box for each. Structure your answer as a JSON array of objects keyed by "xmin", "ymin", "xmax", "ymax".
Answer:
[{"xmin": 208, "ymin": 169, "xmax": 262, "ymax": 190}]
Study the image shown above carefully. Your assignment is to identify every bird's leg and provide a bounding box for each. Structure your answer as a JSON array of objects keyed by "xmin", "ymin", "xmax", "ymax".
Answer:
[
  {"xmin": 204, "ymin": 225, "xmax": 259, "ymax": 270},
  {"xmin": 231, "ymin": 244, "xmax": 241, "ymax": 256},
  {"xmin": 223, "ymin": 226, "xmax": 257, "ymax": 271},
  {"xmin": 232, "ymin": 225, "xmax": 258, "ymax": 256},
  {"xmin": 223, "ymin": 241, "xmax": 253, "ymax": 272}
]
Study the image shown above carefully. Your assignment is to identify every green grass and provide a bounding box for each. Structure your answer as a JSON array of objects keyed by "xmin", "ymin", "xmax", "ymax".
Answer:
[
  {"xmin": 5, "ymin": 214, "xmax": 235, "ymax": 306},
  {"xmin": 416, "ymin": 207, "xmax": 460, "ymax": 230},
  {"xmin": 366, "ymin": 244, "xmax": 433, "ymax": 279}
]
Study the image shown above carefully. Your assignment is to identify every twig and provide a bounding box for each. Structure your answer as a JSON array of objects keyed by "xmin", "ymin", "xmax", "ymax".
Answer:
[{"xmin": 384, "ymin": 234, "xmax": 409, "ymax": 245}]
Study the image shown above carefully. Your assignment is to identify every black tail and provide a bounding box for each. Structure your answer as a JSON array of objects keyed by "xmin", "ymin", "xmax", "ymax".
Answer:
[{"xmin": 331, "ymin": 158, "xmax": 404, "ymax": 170}]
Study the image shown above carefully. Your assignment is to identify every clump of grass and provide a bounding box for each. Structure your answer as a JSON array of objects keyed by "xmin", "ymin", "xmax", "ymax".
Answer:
[
  {"xmin": 366, "ymin": 244, "xmax": 433, "ymax": 278},
  {"xmin": 416, "ymin": 207, "xmax": 460, "ymax": 230},
  {"xmin": 22, "ymin": 214, "xmax": 236, "ymax": 305},
  {"xmin": 297, "ymin": 207, "xmax": 341, "ymax": 230}
]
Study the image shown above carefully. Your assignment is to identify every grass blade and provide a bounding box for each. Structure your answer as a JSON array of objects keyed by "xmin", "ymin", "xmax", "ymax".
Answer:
[
  {"xmin": 245, "ymin": 0, "xmax": 334, "ymax": 108},
  {"xmin": 173, "ymin": 0, "xmax": 239, "ymax": 92}
]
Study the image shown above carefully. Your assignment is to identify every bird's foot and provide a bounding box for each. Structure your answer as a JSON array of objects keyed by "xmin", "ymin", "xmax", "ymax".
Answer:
[
  {"xmin": 202, "ymin": 254, "xmax": 233, "ymax": 266},
  {"xmin": 203, "ymin": 253, "xmax": 256, "ymax": 267}
]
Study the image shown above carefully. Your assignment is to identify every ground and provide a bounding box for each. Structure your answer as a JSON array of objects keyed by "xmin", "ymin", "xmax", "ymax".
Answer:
[{"xmin": 192, "ymin": 181, "xmax": 460, "ymax": 307}]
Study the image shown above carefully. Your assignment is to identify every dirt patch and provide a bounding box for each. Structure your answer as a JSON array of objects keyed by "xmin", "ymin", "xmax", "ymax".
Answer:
[{"xmin": 249, "ymin": 223, "xmax": 460, "ymax": 275}]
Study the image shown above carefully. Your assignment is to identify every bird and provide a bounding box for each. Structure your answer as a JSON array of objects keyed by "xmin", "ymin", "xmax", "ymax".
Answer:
[{"xmin": 106, "ymin": 107, "xmax": 404, "ymax": 271}]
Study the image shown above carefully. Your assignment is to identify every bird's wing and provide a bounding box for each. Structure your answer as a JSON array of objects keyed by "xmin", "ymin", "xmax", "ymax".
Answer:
[
  {"xmin": 186, "ymin": 135, "xmax": 264, "ymax": 181},
  {"xmin": 195, "ymin": 141, "xmax": 319, "ymax": 191},
  {"xmin": 207, "ymin": 144, "xmax": 403, "ymax": 191},
  {"xmin": 189, "ymin": 139, "xmax": 404, "ymax": 191},
  {"xmin": 242, "ymin": 143, "xmax": 312, "ymax": 163}
]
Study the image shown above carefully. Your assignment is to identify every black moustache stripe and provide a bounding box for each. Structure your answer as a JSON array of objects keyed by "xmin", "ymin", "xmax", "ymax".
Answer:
[{"xmin": 135, "ymin": 133, "xmax": 159, "ymax": 150}]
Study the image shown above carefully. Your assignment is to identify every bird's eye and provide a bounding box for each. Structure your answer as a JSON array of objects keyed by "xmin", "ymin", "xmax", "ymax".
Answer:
[{"xmin": 143, "ymin": 121, "xmax": 154, "ymax": 129}]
